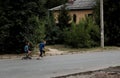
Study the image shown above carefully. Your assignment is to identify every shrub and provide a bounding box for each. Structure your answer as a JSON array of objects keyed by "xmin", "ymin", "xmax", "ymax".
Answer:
[{"xmin": 64, "ymin": 17, "xmax": 100, "ymax": 48}]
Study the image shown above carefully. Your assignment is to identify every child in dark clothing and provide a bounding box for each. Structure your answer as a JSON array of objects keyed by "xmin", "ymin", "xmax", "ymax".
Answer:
[{"xmin": 37, "ymin": 40, "xmax": 46, "ymax": 60}]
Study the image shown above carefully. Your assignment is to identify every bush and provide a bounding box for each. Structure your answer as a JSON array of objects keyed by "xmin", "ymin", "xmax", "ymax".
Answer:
[
  {"xmin": 64, "ymin": 17, "xmax": 100, "ymax": 48},
  {"xmin": 23, "ymin": 16, "xmax": 46, "ymax": 48}
]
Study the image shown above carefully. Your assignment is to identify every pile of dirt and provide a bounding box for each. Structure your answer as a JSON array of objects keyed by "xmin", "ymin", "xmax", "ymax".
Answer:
[
  {"xmin": 46, "ymin": 48, "xmax": 68, "ymax": 56},
  {"xmin": 53, "ymin": 66, "xmax": 120, "ymax": 78}
]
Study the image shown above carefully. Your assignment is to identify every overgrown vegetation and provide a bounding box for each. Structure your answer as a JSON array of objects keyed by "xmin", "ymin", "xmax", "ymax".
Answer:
[
  {"xmin": 0, "ymin": 0, "xmax": 120, "ymax": 54},
  {"xmin": 64, "ymin": 17, "xmax": 100, "ymax": 48},
  {"xmin": 45, "ymin": 13, "xmax": 60, "ymax": 44},
  {"xmin": 94, "ymin": 0, "xmax": 120, "ymax": 46},
  {"xmin": 0, "ymin": 0, "xmax": 66, "ymax": 54}
]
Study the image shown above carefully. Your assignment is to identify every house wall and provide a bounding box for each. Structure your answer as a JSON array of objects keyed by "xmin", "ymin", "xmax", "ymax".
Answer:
[{"xmin": 52, "ymin": 9, "xmax": 93, "ymax": 24}]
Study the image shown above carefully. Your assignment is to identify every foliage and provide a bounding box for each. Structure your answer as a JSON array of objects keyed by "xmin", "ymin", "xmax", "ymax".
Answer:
[
  {"xmin": 0, "ymin": 0, "xmax": 67, "ymax": 54},
  {"xmin": 64, "ymin": 17, "xmax": 100, "ymax": 48},
  {"xmin": 54, "ymin": 4, "xmax": 71, "ymax": 44},
  {"xmin": 93, "ymin": 0, "xmax": 100, "ymax": 25},
  {"xmin": 58, "ymin": 4, "xmax": 71, "ymax": 30},
  {"xmin": 104, "ymin": 0, "xmax": 120, "ymax": 46},
  {"xmin": 21, "ymin": 16, "xmax": 46, "ymax": 47},
  {"xmin": 85, "ymin": 17, "xmax": 100, "ymax": 47},
  {"xmin": 44, "ymin": 0, "xmax": 69, "ymax": 44},
  {"xmin": 45, "ymin": 0, "xmax": 67, "ymax": 9},
  {"xmin": 94, "ymin": 0, "xmax": 120, "ymax": 46},
  {"xmin": 45, "ymin": 13, "xmax": 61, "ymax": 44},
  {"xmin": 0, "ymin": 0, "xmax": 46, "ymax": 54},
  {"xmin": 44, "ymin": 4, "xmax": 71, "ymax": 44}
]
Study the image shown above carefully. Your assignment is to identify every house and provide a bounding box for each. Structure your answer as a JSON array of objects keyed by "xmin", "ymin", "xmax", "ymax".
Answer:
[{"xmin": 49, "ymin": 0, "xmax": 96, "ymax": 24}]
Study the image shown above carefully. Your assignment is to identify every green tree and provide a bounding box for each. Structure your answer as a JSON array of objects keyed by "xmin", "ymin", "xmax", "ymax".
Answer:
[
  {"xmin": 45, "ymin": 13, "xmax": 61, "ymax": 44},
  {"xmin": 45, "ymin": 0, "xmax": 67, "ymax": 9},
  {"xmin": 55, "ymin": 5, "xmax": 71, "ymax": 43},
  {"xmin": 44, "ymin": 0, "xmax": 68, "ymax": 44},
  {"xmin": 64, "ymin": 17, "xmax": 100, "ymax": 48},
  {"xmin": 22, "ymin": 15, "xmax": 45, "ymax": 47},
  {"xmin": 85, "ymin": 17, "xmax": 100, "ymax": 47},
  {"xmin": 94, "ymin": 0, "xmax": 120, "ymax": 46},
  {"xmin": 58, "ymin": 4, "xmax": 71, "ymax": 30},
  {"xmin": 0, "ymin": 0, "xmax": 46, "ymax": 54}
]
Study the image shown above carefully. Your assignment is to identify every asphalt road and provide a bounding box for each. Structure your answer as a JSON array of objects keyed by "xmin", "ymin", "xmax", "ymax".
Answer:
[{"xmin": 0, "ymin": 50, "xmax": 120, "ymax": 78}]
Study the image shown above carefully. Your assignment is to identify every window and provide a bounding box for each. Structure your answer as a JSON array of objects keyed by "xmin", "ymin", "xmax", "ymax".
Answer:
[
  {"xmin": 73, "ymin": 14, "xmax": 76, "ymax": 23},
  {"xmin": 88, "ymin": 14, "xmax": 93, "ymax": 17}
]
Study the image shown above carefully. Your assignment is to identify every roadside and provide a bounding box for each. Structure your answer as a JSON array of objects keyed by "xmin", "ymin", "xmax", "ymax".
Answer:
[
  {"xmin": 47, "ymin": 46, "xmax": 120, "ymax": 78},
  {"xmin": 0, "ymin": 46, "xmax": 120, "ymax": 78},
  {"xmin": 48, "ymin": 45, "xmax": 120, "ymax": 78},
  {"xmin": 0, "ymin": 45, "xmax": 120, "ymax": 59}
]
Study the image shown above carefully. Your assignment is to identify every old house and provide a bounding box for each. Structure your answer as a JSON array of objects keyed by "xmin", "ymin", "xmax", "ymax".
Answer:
[{"xmin": 49, "ymin": 0, "xmax": 96, "ymax": 24}]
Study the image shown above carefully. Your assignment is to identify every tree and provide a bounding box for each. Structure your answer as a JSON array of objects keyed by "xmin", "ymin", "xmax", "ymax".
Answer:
[
  {"xmin": 45, "ymin": 0, "xmax": 67, "ymax": 9},
  {"xmin": 0, "ymin": 0, "xmax": 70, "ymax": 54},
  {"xmin": 64, "ymin": 17, "xmax": 100, "ymax": 48},
  {"xmin": 45, "ymin": 13, "xmax": 61, "ymax": 44},
  {"xmin": 58, "ymin": 5, "xmax": 71, "ymax": 30},
  {"xmin": 55, "ymin": 5, "xmax": 71, "ymax": 43},
  {"xmin": 94, "ymin": 0, "xmax": 120, "ymax": 46},
  {"xmin": 22, "ymin": 15, "xmax": 46, "ymax": 47},
  {"xmin": 0, "ymin": 0, "xmax": 46, "ymax": 54}
]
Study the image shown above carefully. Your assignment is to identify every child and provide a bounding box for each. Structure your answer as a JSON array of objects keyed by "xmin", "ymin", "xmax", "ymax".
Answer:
[
  {"xmin": 37, "ymin": 40, "xmax": 46, "ymax": 60},
  {"xmin": 23, "ymin": 42, "xmax": 32, "ymax": 59}
]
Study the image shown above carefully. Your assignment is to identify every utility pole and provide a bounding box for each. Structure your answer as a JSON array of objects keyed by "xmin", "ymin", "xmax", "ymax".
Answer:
[{"xmin": 100, "ymin": 0, "xmax": 104, "ymax": 48}]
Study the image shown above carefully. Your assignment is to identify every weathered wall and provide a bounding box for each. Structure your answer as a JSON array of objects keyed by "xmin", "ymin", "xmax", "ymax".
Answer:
[{"xmin": 52, "ymin": 9, "xmax": 93, "ymax": 24}]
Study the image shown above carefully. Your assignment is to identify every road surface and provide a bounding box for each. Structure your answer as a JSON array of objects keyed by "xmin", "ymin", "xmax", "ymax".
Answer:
[{"xmin": 0, "ymin": 50, "xmax": 120, "ymax": 78}]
